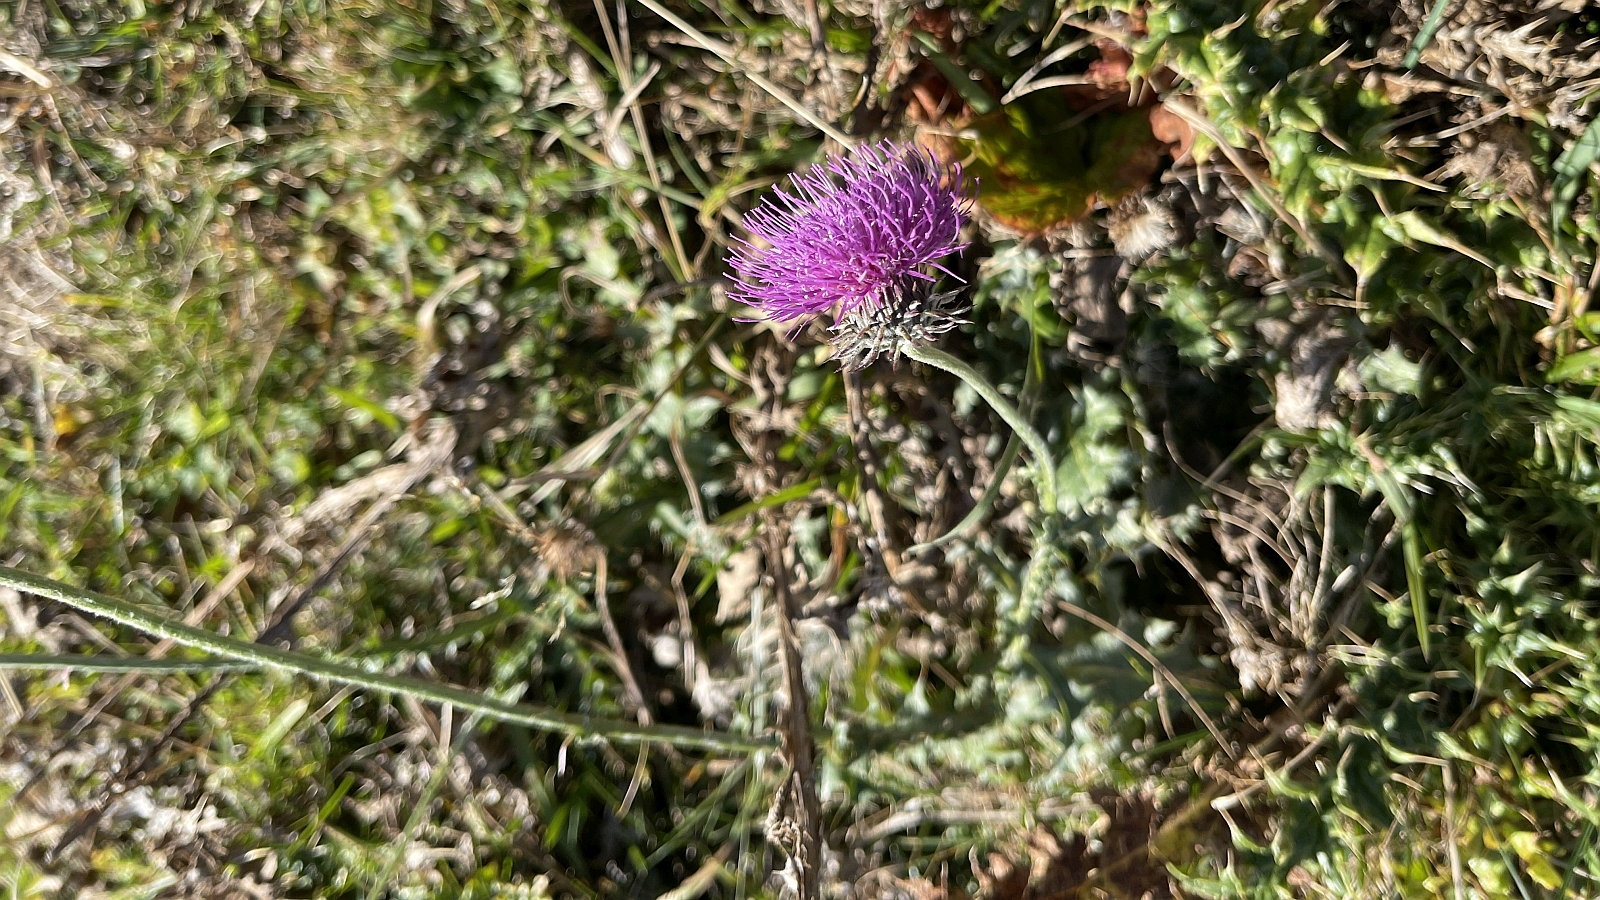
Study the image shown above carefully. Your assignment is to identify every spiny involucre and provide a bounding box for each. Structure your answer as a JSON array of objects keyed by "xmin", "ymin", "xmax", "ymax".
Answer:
[{"xmin": 727, "ymin": 141, "xmax": 970, "ymax": 323}]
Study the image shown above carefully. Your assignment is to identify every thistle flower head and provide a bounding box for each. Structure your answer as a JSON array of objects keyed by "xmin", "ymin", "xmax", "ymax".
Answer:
[
  {"xmin": 829, "ymin": 279, "xmax": 971, "ymax": 370},
  {"xmin": 728, "ymin": 140, "xmax": 969, "ymax": 323}
]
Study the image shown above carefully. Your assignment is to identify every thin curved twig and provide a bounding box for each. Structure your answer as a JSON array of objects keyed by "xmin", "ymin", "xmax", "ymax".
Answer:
[
  {"xmin": 910, "ymin": 324, "xmax": 1042, "ymax": 555},
  {"xmin": 1054, "ymin": 598, "xmax": 1238, "ymax": 760},
  {"xmin": 627, "ymin": 0, "xmax": 855, "ymax": 147}
]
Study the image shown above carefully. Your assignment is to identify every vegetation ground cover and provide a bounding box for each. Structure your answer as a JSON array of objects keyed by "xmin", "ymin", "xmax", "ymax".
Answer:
[{"xmin": 2, "ymin": 0, "xmax": 1599, "ymax": 897}]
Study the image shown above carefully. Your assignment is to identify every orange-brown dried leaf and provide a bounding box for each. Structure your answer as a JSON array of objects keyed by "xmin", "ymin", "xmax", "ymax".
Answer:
[
  {"xmin": 1148, "ymin": 105, "xmax": 1195, "ymax": 161},
  {"xmin": 910, "ymin": 6, "xmax": 954, "ymax": 45},
  {"xmin": 956, "ymin": 99, "xmax": 1166, "ymax": 235}
]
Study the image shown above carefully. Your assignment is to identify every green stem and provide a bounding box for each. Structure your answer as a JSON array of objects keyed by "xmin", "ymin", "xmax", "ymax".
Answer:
[
  {"xmin": 0, "ymin": 565, "xmax": 767, "ymax": 754},
  {"xmin": 902, "ymin": 343, "xmax": 1058, "ymax": 512},
  {"xmin": 1402, "ymin": 0, "xmax": 1452, "ymax": 69},
  {"xmin": 0, "ymin": 653, "xmax": 253, "ymax": 673},
  {"xmin": 999, "ymin": 538, "xmax": 1058, "ymax": 672},
  {"xmin": 625, "ymin": 0, "xmax": 856, "ymax": 146}
]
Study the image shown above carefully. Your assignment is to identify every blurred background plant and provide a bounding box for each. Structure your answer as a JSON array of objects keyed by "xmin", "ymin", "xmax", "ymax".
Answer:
[{"xmin": 1, "ymin": 0, "xmax": 1598, "ymax": 897}]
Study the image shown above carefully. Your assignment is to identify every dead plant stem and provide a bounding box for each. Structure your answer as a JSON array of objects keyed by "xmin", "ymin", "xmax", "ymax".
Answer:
[
  {"xmin": 594, "ymin": 554, "xmax": 654, "ymax": 724},
  {"xmin": 765, "ymin": 517, "xmax": 823, "ymax": 899},
  {"xmin": 626, "ymin": 0, "xmax": 854, "ymax": 147},
  {"xmin": 594, "ymin": 0, "xmax": 693, "ymax": 279}
]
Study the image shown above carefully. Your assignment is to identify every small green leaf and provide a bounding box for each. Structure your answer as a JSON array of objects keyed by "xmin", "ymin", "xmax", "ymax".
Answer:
[
  {"xmin": 167, "ymin": 401, "xmax": 230, "ymax": 445},
  {"xmin": 327, "ymin": 386, "xmax": 401, "ymax": 432},
  {"xmin": 1383, "ymin": 211, "xmax": 1494, "ymax": 270},
  {"xmin": 1554, "ymin": 393, "xmax": 1600, "ymax": 427},
  {"xmin": 430, "ymin": 518, "xmax": 466, "ymax": 542},
  {"xmin": 168, "ymin": 401, "xmax": 207, "ymax": 444},
  {"xmin": 1547, "ymin": 346, "xmax": 1600, "ymax": 384},
  {"xmin": 1346, "ymin": 222, "xmax": 1394, "ymax": 288},
  {"xmin": 270, "ymin": 448, "xmax": 312, "ymax": 485},
  {"xmin": 1553, "ymin": 118, "xmax": 1600, "ymax": 236},
  {"xmin": 1358, "ymin": 345, "xmax": 1421, "ymax": 396},
  {"xmin": 1368, "ymin": 455, "xmax": 1430, "ymax": 658},
  {"xmin": 1507, "ymin": 831, "xmax": 1562, "ymax": 890},
  {"xmin": 249, "ymin": 697, "xmax": 310, "ymax": 760}
]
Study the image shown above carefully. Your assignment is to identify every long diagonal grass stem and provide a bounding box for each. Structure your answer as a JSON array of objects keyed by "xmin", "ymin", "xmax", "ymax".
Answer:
[{"xmin": 0, "ymin": 565, "xmax": 768, "ymax": 754}]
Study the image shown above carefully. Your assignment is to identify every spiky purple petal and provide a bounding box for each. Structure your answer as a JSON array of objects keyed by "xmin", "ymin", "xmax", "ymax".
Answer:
[{"xmin": 727, "ymin": 141, "xmax": 969, "ymax": 322}]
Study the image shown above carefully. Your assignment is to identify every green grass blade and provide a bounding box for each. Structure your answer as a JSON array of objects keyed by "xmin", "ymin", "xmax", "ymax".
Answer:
[
  {"xmin": 0, "ymin": 565, "xmax": 769, "ymax": 754},
  {"xmin": 910, "ymin": 32, "xmax": 998, "ymax": 116},
  {"xmin": 1367, "ymin": 464, "xmax": 1431, "ymax": 659},
  {"xmin": 1400, "ymin": 522, "xmax": 1430, "ymax": 659},
  {"xmin": 714, "ymin": 477, "xmax": 823, "ymax": 526},
  {"xmin": 1402, "ymin": 0, "xmax": 1454, "ymax": 69},
  {"xmin": 1552, "ymin": 118, "xmax": 1600, "ymax": 241},
  {"xmin": 282, "ymin": 773, "xmax": 357, "ymax": 859}
]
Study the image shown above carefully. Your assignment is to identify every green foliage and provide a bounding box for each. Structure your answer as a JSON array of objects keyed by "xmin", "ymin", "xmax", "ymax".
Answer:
[
  {"xmin": 1114, "ymin": 0, "xmax": 1600, "ymax": 894},
  {"xmin": 3, "ymin": 0, "xmax": 1599, "ymax": 895}
]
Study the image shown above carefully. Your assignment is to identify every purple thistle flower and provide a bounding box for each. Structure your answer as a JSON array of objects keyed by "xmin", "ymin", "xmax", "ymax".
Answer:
[{"xmin": 727, "ymin": 141, "xmax": 970, "ymax": 323}]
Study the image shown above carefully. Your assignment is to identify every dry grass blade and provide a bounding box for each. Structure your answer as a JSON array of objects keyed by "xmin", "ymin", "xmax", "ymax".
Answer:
[
  {"xmin": 764, "ymin": 517, "xmax": 824, "ymax": 899},
  {"xmin": 594, "ymin": 554, "xmax": 654, "ymax": 724},
  {"xmin": 594, "ymin": 0, "xmax": 694, "ymax": 279},
  {"xmin": 0, "ymin": 48, "xmax": 52, "ymax": 88},
  {"xmin": 626, "ymin": 0, "xmax": 855, "ymax": 147},
  {"xmin": 1054, "ymin": 599, "xmax": 1237, "ymax": 761}
]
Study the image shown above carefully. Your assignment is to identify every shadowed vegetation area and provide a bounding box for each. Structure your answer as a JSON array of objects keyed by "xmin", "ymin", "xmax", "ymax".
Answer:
[{"xmin": 1, "ymin": 0, "xmax": 1599, "ymax": 897}]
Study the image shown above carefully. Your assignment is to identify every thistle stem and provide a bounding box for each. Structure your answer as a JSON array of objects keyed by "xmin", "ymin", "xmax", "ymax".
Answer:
[
  {"xmin": 901, "ymin": 343, "xmax": 1058, "ymax": 512},
  {"xmin": 1001, "ymin": 536, "xmax": 1059, "ymax": 671},
  {"xmin": 0, "ymin": 565, "xmax": 767, "ymax": 754}
]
